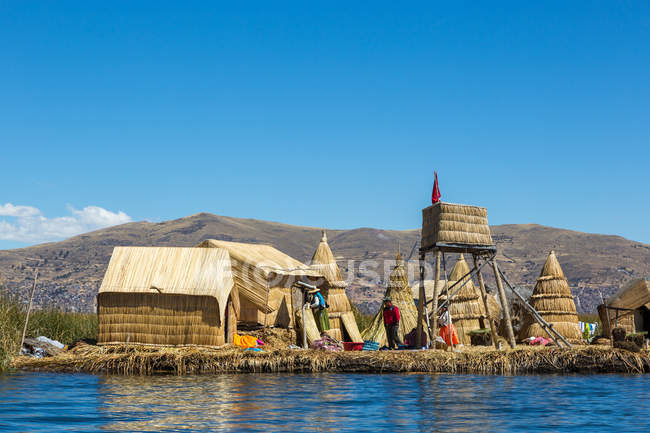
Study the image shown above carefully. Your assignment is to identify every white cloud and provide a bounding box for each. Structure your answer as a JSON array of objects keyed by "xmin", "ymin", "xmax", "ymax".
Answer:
[
  {"xmin": 0, "ymin": 203, "xmax": 41, "ymax": 217},
  {"xmin": 0, "ymin": 203, "xmax": 132, "ymax": 244}
]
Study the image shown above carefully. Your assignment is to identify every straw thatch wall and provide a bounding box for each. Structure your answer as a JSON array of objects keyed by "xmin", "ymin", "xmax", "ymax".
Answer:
[
  {"xmin": 598, "ymin": 278, "xmax": 650, "ymax": 337},
  {"xmin": 309, "ymin": 231, "xmax": 362, "ymax": 342},
  {"xmin": 362, "ymin": 252, "xmax": 420, "ymax": 346},
  {"xmin": 98, "ymin": 293, "xmax": 236, "ymax": 346},
  {"xmin": 98, "ymin": 247, "xmax": 236, "ymax": 346},
  {"xmin": 438, "ymin": 254, "xmax": 487, "ymax": 345},
  {"xmin": 421, "ymin": 202, "xmax": 494, "ymax": 249},
  {"xmin": 518, "ymin": 251, "xmax": 582, "ymax": 342},
  {"xmin": 197, "ymin": 239, "xmax": 321, "ymax": 327}
]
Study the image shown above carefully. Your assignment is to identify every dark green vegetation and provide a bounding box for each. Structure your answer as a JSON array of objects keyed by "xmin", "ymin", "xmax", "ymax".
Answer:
[
  {"xmin": 0, "ymin": 293, "xmax": 97, "ymax": 372},
  {"xmin": 351, "ymin": 303, "xmax": 373, "ymax": 333}
]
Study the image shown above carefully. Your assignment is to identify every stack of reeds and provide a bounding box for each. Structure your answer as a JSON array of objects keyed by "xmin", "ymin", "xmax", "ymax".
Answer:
[
  {"xmin": 310, "ymin": 230, "xmax": 362, "ymax": 342},
  {"xmin": 438, "ymin": 254, "xmax": 486, "ymax": 345},
  {"xmin": 421, "ymin": 202, "xmax": 494, "ymax": 249},
  {"xmin": 518, "ymin": 251, "xmax": 583, "ymax": 343},
  {"xmin": 361, "ymin": 252, "xmax": 419, "ymax": 346}
]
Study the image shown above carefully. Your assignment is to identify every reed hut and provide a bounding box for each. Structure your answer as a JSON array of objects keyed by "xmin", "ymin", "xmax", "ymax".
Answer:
[
  {"xmin": 437, "ymin": 254, "xmax": 489, "ymax": 345},
  {"xmin": 518, "ymin": 251, "xmax": 583, "ymax": 342},
  {"xmin": 361, "ymin": 252, "xmax": 419, "ymax": 346},
  {"xmin": 197, "ymin": 239, "xmax": 321, "ymax": 328},
  {"xmin": 421, "ymin": 202, "xmax": 494, "ymax": 250},
  {"xmin": 598, "ymin": 278, "xmax": 650, "ymax": 337},
  {"xmin": 309, "ymin": 230, "xmax": 363, "ymax": 342},
  {"xmin": 98, "ymin": 247, "xmax": 236, "ymax": 347}
]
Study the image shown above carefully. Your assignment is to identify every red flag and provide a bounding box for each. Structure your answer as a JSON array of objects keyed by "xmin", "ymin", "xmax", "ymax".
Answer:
[{"xmin": 432, "ymin": 172, "xmax": 441, "ymax": 204}]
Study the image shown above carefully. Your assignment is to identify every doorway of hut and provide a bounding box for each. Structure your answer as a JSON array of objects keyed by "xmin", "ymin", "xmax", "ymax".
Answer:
[
  {"xmin": 637, "ymin": 306, "xmax": 650, "ymax": 337},
  {"xmin": 224, "ymin": 298, "xmax": 237, "ymax": 344}
]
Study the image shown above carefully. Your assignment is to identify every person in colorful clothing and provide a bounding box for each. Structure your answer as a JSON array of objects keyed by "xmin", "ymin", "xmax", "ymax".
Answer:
[
  {"xmin": 308, "ymin": 288, "xmax": 330, "ymax": 333},
  {"xmin": 382, "ymin": 297, "xmax": 403, "ymax": 349},
  {"xmin": 438, "ymin": 305, "xmax": 459, "ymax": 347}
]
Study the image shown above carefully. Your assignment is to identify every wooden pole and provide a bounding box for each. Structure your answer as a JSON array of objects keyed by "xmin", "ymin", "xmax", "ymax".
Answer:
[
  {"xmin": 19, "ymin": 268, "xmax": 38, "ymax": 355},
  {"xmin": 473, "ymin": 255, "xmax": 499, "ymax": 349},
  {"xmin": 491, "ymin": 260, "xmax": 516, "ymax": 349},
  {"xmin": 416, "ymin": 252, "xmax": 426, "ymax": 348},
  {"xmin": 430, "ymin": 250, "xmax": 442, "ymax": 347},
  {"xmin": 301, "ymin": 290, "xmax": 308, "ymax": 349},
  {"xmin": 443, "ymin": 252, "xmax": 454, "ymax": 351}
]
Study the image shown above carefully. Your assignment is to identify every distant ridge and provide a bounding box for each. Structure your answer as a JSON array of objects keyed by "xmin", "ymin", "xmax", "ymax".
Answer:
[{"xmin": 0, "ymin": 213, "xmax": 648, "ymax": 314}]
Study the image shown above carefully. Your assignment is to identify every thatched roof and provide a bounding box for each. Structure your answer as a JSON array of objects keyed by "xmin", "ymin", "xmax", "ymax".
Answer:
[
  {"xmin": 99, "ymin": 246, "xmax": 234, "ymax": 321},
  {"xmin": 606, "ymin": 278, "xmax": 650, "ymax": 310},
  {"xmin": 310, "ymin": 230, "xmax": 346, "ymax": 288},
  {"xmin": 197, "ymin": 239, "xmax": 320, "ymax": 312},
  {"xmin": 308, "ymin": 230, "xmax": 362, "ymax": 342},
  {"xmin": 422, "ymin": 202, "xmax": 494, "ymax": 248},
  {"xmin": 362, "ymin": 252, "xmax": 419, "ymax": 345},
  {"xmin": 518, "ymin": 251, "xmax": 582, "ymax": 342}
]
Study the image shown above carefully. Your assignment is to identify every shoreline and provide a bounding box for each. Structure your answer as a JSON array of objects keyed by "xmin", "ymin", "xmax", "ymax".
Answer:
[{"xmin": 10, "ymin": 344, "xmax": 650, "ymax": 376}]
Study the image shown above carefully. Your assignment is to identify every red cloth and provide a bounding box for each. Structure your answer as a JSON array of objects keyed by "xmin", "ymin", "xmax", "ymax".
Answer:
[
  {"xmin": 382, "ymin": 306, "xmax": 400, "ymax": 325},
  {"xmin": 439, "ymin": 324, "xmax": 459, "ymax": 346},
  {"xmin": 432, "ymin": 171, "xmax": 441, "ymax": 204}
]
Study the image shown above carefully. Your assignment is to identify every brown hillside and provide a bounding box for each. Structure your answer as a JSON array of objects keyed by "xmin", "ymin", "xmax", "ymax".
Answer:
[{"xmin": 0, "ymin": 214, "xmax": 648, "ymax": 314}]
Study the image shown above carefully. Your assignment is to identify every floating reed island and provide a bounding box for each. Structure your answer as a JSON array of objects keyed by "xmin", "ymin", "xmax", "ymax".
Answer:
[
  {"xmin": 11, "ymin": 342, "xmax": 650, "ymax": 376},
  {"xmin": 11, "ymin": 189, "xmax": 650, "ymax": 377}
]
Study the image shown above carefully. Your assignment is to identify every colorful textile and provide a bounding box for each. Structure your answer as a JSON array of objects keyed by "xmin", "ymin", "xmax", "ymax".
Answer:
[
  {"xmin": 310, "ymin": 335, "xmax": 342, "ymax": 352},
  {"xmin": 382, "ymin": 306, "xmax": 400, "ymax": 325},
  {"xmin": 313, "ymin": 307, "xmax": 330, "ymax": 332},
  {"xmin": 529, "ymin": 336, "xmax": 551, "ymax": 346},
  {"xmin": 439, "ymin": 324, "xmax": 459, "ymax": 346},
  {"xmin": 233, "ymin": 333, "xmax": 258, "ymax": 349}
]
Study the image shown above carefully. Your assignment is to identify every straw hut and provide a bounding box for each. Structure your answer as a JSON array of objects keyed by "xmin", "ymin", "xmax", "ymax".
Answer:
[
  {"xmin": 309, "ymin": 230, "xmax": 362, "ymax": 342},
  {"xmin": 197, "ymin": 239, "xmax": 321, "ymax": 328},
  {"xmin": 598, "ymin": 278, "xmax": 650, "ymax": 337},
  {"xmin": 518, "ymin": 251, "xmax": 583, "ymax": 342},
  {"xmin": 97, "ymin": 247, "xmax": 236, "ymax": 347},
  {"xmin": 421, "ymin": 202, "xmax": 494, "ymax": 249},
  {"xmin": 437, "ymin": 254, "xmax": 491, "ymax": 345},
  {"xmin": 362, "ymin": 252, "xmax": 419, "ymax": 346}
]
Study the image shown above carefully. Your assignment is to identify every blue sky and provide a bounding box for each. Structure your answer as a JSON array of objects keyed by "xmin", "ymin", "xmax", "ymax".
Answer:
[{"xmin": 1, "ymin": 1, "xmax": 649, "ymax": 249}]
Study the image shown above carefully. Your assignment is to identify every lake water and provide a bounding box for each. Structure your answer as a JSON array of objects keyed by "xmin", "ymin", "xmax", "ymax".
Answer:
[{"xmin": 0, "ymin": 372, "xmax": 649, "ymax": 432}]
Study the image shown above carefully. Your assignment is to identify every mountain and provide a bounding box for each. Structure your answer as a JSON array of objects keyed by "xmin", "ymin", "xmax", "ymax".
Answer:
[{"xmin": 0, "ymin": 213, "xmax": 648, "ymax": 314}]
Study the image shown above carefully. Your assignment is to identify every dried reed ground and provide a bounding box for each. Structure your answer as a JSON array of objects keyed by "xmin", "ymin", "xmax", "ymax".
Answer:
[{"xmin": 12, "ymin": 344, "xmax": 650, "ymax": 376}]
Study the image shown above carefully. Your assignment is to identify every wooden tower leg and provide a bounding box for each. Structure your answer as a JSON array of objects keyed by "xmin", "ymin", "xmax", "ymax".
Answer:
[
  {"xmin": 473, "ymin": 254, "xmax": 499, "ymax": 349},
  {"xmin": 430, "ymin": 250, "xmax": 442, "ymax": 348},
  {"xmin": 492, "ymin": 259, "xmax": 516, "ymax": 349},
  {"xmin": 416, "ymin": 252, "xmax": 426, "ymax": 348}
]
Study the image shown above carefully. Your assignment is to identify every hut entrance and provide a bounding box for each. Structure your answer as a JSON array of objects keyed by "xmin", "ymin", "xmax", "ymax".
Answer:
[{"xmin": 637, "ymin": 306, "xmax": 650, "ymax": 336}]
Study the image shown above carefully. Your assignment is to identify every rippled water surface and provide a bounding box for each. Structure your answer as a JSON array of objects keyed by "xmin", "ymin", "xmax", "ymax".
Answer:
[{"xmin": 1, "ymin": 372, "xmax": 649, "ymax": 432}]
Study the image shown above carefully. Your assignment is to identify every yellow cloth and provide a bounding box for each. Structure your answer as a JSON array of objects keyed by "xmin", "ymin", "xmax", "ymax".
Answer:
[{"xmin": 233, "ymin": 333, "xmax": 258, "ymax": 348}]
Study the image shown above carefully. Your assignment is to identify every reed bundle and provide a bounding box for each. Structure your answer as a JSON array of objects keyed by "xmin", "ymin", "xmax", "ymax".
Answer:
[
  {"xmin": 518, "ymin": 251, "xmax": 583, "ymax": 342},
  {"xmin": 309, "ymin": 231, "xmax": 362, "ymax": 342},
  {"xmin": 13, "ymin": 343, "xmax": 650, "ymax": 376},
  {"xmin": 421, "ymin": 202, "xmax": 494, "ymax": 249},
  {"xmin": 362, "ymin": 252, "xmax": 420, "ymax": 346}
]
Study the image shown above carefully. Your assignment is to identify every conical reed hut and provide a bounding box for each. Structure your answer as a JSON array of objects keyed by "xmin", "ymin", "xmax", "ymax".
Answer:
[
  {"xmin": 438, "ymin": 254, "xmax": 486, "ymax": 345},
  {"xmin": 361, "ymin": 252, "xmax": 419, "ymax": 346},
  {"xmin": 518, "ymin": 250, "xmax": 583, "ymax": 343},
  {"xmin": 310, "ymin": 230, "xmax": 362, "ymax": 342}
]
